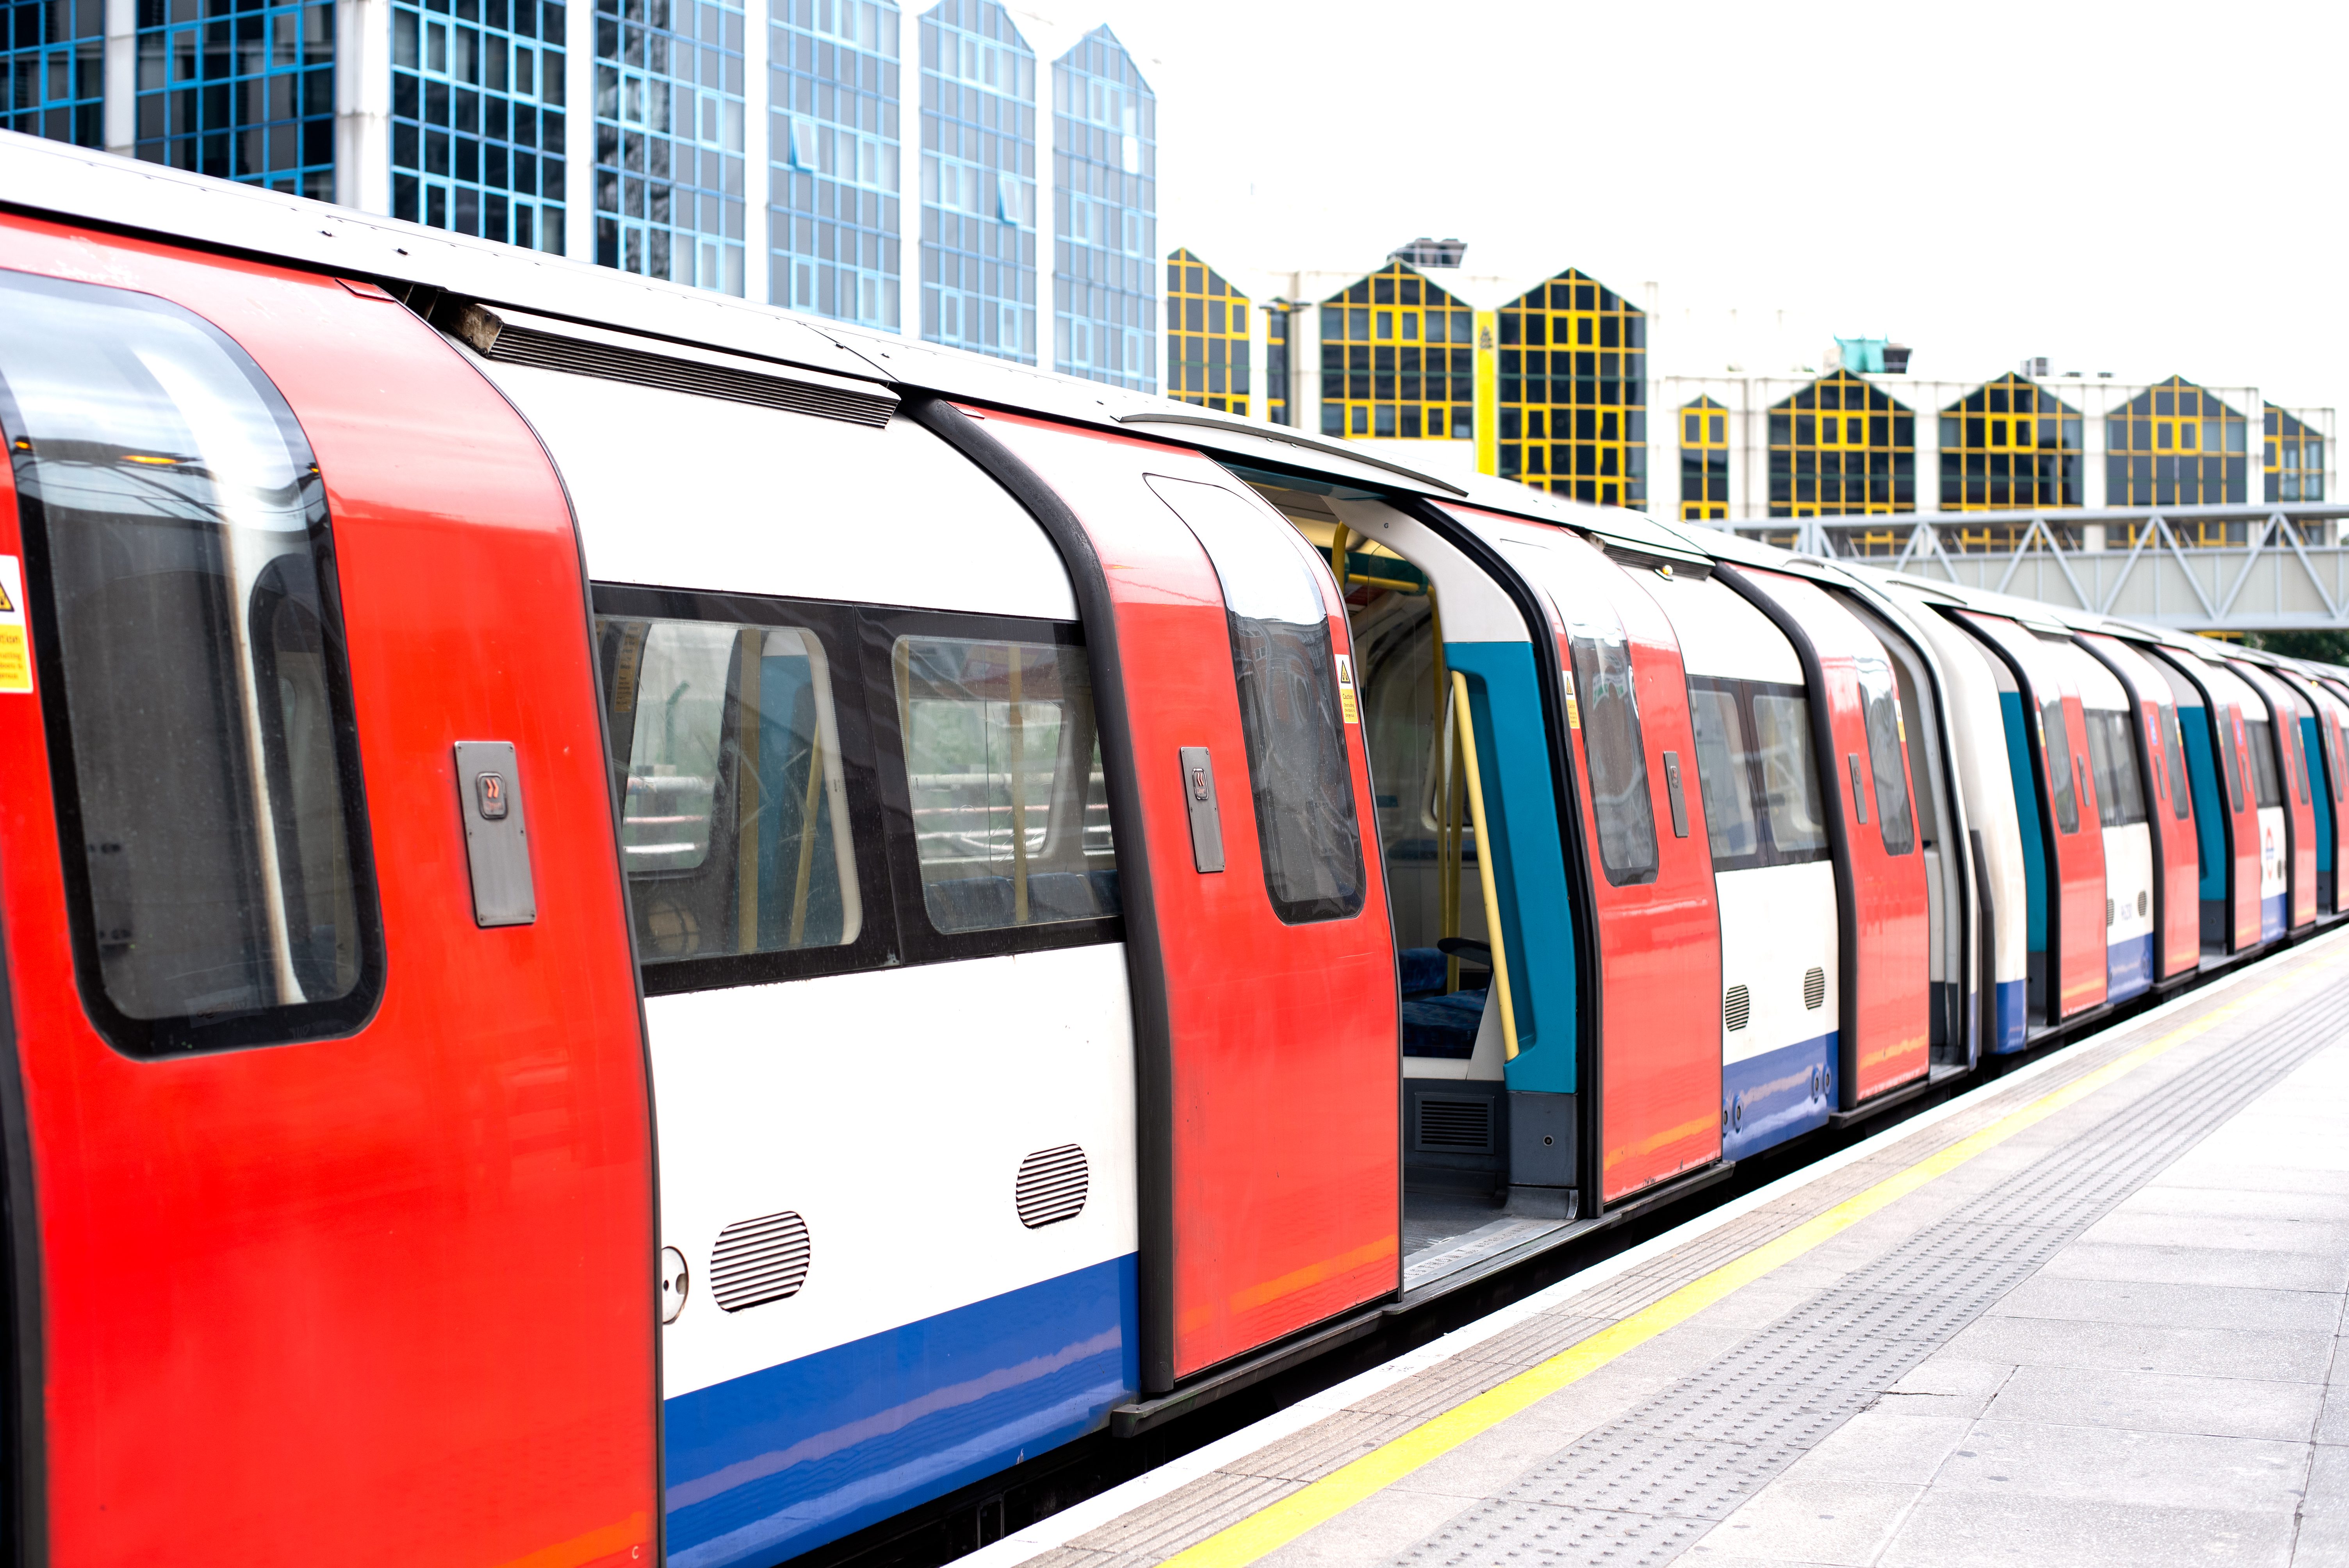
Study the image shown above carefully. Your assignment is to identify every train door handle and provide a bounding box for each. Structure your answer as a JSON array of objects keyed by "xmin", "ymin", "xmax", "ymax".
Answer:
[
  {"xmin": 1848, "ymin": 752, "xmax": 1869, "ymax": 825},
  {"xmin": 454, "ymin": 739, "xmax": 535, "ymax": 926},
  {"xmin": 1178, "ymin": 745, "xmax": 1225, "ymax": 874},
  {"xmin": 1661, "ymin": 750, "xmax": 1690, "ymax": 838}
]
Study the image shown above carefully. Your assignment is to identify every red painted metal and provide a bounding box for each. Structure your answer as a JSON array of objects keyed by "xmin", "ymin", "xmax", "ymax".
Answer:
[
  {"xmin": 1744, "ymin": 572, "xmax": 1928, "ymax": 1102},
  {"xmin": 2313, "ymin": 677, "xmax": 2349, "ymax": 908},
  {"xmin": 2163, "ymin": 653, "xmax": 2266, "ymax": 953},
  {"xmin": 2233, "ymin": 662, "xmax": 2319, "ymax": 930},
  {"xmin": 0, "ymin": 215, "xmax": 657, "ymax": 1568},
  {"xmin": 971, "ymin": 411, "xmax": 1399, "ymax": 1383},
  {"xmin": 1476, "ymin": 522, "xmax": 1720, "ymax": 1203},
  {"xmin": 1959, "ymin": 615, "xmax": 2108, "ymax": 1018},
  {"xmin": 2077, "ymin": 634, "xmax": 2200, "ymax": 978}
]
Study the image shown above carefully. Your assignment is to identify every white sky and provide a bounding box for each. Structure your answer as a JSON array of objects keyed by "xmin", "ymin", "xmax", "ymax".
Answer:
[{"xmin": 1026, "ymin": 0, "xmax": 2348, "ymax": 411}]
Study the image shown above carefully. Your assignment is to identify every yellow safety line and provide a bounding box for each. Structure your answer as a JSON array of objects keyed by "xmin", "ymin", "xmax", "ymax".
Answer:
[{"xmin": 1158, "ymin": 958, "xmax": 2331, "ymax": 1568}]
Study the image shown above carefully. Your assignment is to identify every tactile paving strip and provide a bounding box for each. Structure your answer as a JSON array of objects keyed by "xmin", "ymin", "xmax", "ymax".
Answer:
[{"xmin": 1393, "ymin": 973, "xmax": 2349, "ymax": 1568}]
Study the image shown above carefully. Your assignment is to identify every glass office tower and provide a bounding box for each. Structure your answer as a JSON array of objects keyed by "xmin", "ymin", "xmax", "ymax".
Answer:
[
  {"xmin": 918, "ymin": 0, "xmax": 1032, "ymax": 362},
  {"xmin": 1049, "ymin": 25, "xmax": 1150, "ymax": 390},
  {"xmin": 770, "ymin": 0, "xmax": 898, "ymax": 326}
]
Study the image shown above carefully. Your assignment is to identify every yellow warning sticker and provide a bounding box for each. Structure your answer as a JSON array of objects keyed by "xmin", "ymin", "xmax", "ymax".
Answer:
[
  {"xmin": 1334, "ymin": 653, "xmax": 1359, "ymax": 725},
  {"xmin": 0, "ymin": 557, "xmax": 29, "ymax": 693},
  {"xmin": 1565, "ymin": 694, "xmax": 1581, "ymax": 730}
]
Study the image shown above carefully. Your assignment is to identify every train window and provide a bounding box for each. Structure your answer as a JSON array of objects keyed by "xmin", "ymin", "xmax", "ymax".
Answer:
[
  {"xmin": 1855, "ymin": 658, "xmax": 1915, "ymax": 855},
  {"xmin": 2244, "ymin": 720, "xmax": 2283, "ymax": 809},
  {"xmin": 1566, "ymin": 613, "xmax": 1659, "ymax": 887},
  {"xmin": 1148, "ymin": 476, "xmax": 1364, "ymax": 923},
  {"xmin": 1752, "ymin": 691, "xmax": 1829, "ymax": 859},
  {"xmin": 891, "ymin": 636, "xmax": 1118, "ymax": 933},
  {"xmin": 1687, "ymin": 679, "xmax": 1760, "ymax": 864},
  {"xmin": 2041, "ymin": 698, "xmax": 2081, "ymax": 833},
  {"xmin": 2163, "ymin": 706, "xmax": 2192, "ymax": 820},
  {"xmin": 0, "ymin": 271, "xmax": 382, "ymax": 1056},
  {"xmin": 599, "ymin": 612, "xmax": 864, "ymax": 966},
  {"xmin": 2083, "ymin": 711, "xmax": 2148, "ymax": 828}
]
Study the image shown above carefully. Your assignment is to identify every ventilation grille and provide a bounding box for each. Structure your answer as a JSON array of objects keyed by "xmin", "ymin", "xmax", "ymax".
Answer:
[
  {"xmin": 449, "ymin": 303, "xmax": 896, "ymax": 427},
  {"xmin": 1416, "ymin": 1096, "xmax": 1494, "ymax": 1152},
  {"xmin": 1803, "ymin": 966, "xmax": 1827, "ymax": 1011},
  {"xmin": 1722, "ymin": 984, "xmax": 1751, "ymax": 1032},
  {"xmin": 1015, "ymin": 1144, "xmax": 1090, "ymax": 1229},
  {"xmin": 709, "ymin": 1210, "xmax": 811, "ymax": 1312},
  {"xmin": 2107, "ymin": 897, "xmax": 2117, "ymax": 928}
]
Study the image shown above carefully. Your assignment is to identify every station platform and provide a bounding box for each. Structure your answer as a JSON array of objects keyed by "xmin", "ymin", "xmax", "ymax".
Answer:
[{"xmin": 971, "ymin": 931, "xmax": 2349, "ymax": 1568}]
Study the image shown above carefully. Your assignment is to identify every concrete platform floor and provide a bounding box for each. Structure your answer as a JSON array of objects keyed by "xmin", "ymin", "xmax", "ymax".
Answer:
[{"xmin": 970, "ymin": 929, "xmax": 2349, "ymax": 1568}]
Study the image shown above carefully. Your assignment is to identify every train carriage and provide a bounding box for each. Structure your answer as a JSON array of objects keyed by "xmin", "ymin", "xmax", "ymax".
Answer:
[{"xmin": 7, "ymin": 130, "xmax": 2349, "ymax": 1568}]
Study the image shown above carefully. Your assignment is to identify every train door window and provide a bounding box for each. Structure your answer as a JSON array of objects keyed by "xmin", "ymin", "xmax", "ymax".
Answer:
[
  {"xmin": 2245, "ymin": 720, "xmax": 2283, "ymax": 808},
  {"xmin": 2164, "ymin": 706, "xmax": 2192, "ymax": 819},
  {"xmin": 597, "ymin": 602, "xmax": 870, "ymax": 981},
  {"xmin": 889, "ymin": 634, "xmax": 1119, "ymax": 933},
  {"xmin": 0, "ymin": 270, "xmax": 381, "ymax": 1055},
  {"xmin": 1752, "ymin": 691, "xmax": 1830, "ymax": 859},
  {"xmin": 2083, "ymin": 712, "xmax": 2148, "ymax": 827},
  {"xmin": 1565, "ymin": 606, "xmax": 1658, "ymax": 887},
  {"xmin": 2219, "ymin": 705, "xmax": 2246, "ymax": 811},
  {"xmin": 1855, "ymin": 657, "xmax": 1915, "ymax": 855},
  {"xmin": 1146, "ymin": 476, "xmax": 1364, "ymax": 923},
  {"xmin": 1686, "ymin": 677, "xmax": 1760, "ymax": 865},
  {"xmin": 2041, "ymin": 698, "xmax": 2081, "ymax": 833}
]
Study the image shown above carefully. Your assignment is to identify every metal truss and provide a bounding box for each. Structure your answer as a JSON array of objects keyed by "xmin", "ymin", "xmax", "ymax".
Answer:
[{"xmin": 1729, "ymin": 504, "xmax": 2349, "ymax": 631}]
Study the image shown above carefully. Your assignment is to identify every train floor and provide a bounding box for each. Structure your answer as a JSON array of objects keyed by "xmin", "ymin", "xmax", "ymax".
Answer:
[{"xmin": 971, "ymin": 929, "xmax": 2349, "ymax": 1568}]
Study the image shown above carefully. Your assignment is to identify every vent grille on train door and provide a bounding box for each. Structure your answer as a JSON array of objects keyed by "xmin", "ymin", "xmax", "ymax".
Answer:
[
  {"xmin": 1804, "ymin": 967, "xmax": 1827, "ymax": 1010},
  {"xmin": 1722, "ymin": 985, "xmax": 1751, "ymax": 1032},
  {"xmin": 1415, "ymin": 1096, "xmax": 1494, "ymax": 1153},
  {"xmin": 708, "ymin": 1210, "xmax": 811, "ymax": 1311},
  {"xmin": 1015, "ymin": 1145, "xmax": 1090, "ymax": 1229},
  {"xmin": 441, "ymin": 302, "xmax": 899, "ymax": 427},
  {"xmin": 2107, "ymin": 897, "xmax": 2116, "ymax": 928}
]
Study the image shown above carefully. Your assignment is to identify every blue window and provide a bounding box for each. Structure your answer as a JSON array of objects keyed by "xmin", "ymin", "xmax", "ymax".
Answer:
[
  {"xmin": 770, "ymin": 0, "xmax": 899, "ymax": 329},
  {"xmin": 919, "ymin": 0, "xmax": 1031, "ymax": 363},
  {"xmin": 1051, "ymin": 27, "xmax": 1151, "ymax": 392},
  {"xmin": 134, "ymin": 0, "xmax": 333, "ymax": 196},
  {"xmin": 390, "ymin": 0, "xmax": 567, "ymax": 251},
  {"xmin": 596, "ymin": 0, "xmax": 746, "ymax": 295},
  {"xmin": 4, "ymin": 0, "xmax": 103, "ymax": 146}
]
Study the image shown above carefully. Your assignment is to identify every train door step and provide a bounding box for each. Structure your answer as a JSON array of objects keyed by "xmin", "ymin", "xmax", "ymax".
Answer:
[{"xmin": 1401, "ymin": 1214, "xmax": 1571, "ymax": 1296}]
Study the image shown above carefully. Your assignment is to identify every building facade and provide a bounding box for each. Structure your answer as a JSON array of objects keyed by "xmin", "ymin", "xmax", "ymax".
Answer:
[{"xmin": 44, "ymin": 0, "xmax": 1151, "ymax": 383}]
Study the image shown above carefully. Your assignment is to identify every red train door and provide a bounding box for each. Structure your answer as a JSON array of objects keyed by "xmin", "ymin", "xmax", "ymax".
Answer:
[
  {"xmin": 1479, "ymin": 523, "xmax": 1720, "ymax": 1204},
  {"xmin": 1959, "ymin": 614, "xmax": 2108, "ymax": 1019},
  {"xmin": 0, "ymin": 222, "xmax": 656, "ymax": 1563},
  {"xmin": 2078, "ymin": 634, "xmax": 2200, "ymax": 979},
  {"xmin": 925, "ymin": 406, "xmax": 1398, "ymax": 1388},
  {"xmin": 2235, "ymin": 664, "xmax": 2318, "ymax": 930},
  {"xmin": 1721, "ymin": 567, "xmax": 1928, "ymax": 1106}
]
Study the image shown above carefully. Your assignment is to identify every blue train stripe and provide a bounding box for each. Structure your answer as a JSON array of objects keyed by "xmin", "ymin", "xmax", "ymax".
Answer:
[
  {"xmin": 666, "ymin": 1255, "xmax": 1139, "ymax": 1568},
  {"xmin": 1991, "ymin": 978, "xmax": 2027, "ymax": 1055},
  {"xmin": 2263, "ymin": 892, "xmax": 2287, "ymax": 942},
  {"xmin": 1722, "ymin": 1032, "xmax": 1835, "ymax": 1160},
  {"xmin": 2107, "ymin": 933, "xmax": 2153, "ymax": 1003}
]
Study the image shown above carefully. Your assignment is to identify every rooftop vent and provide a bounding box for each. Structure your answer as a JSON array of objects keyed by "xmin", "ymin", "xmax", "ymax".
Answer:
[
  {"xmin": 1390, "ymin": 237, "xmax": 1466, "ymax": 269},
  {"xmin": 2020, "ymin": 356, "xmax": 2051, "ymax": 378}
]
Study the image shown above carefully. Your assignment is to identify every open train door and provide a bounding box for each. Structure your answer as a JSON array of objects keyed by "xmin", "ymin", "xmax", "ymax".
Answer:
[
  {"xmin": 1954, "ymin": 614, "xmax": 2108, "ymax": 1022},
  {"xmin": 2233, "ymin": 663, "xmax": 2319, "ymax": 932},
  {"xmin": 1460, "ymin": 518, "xmax": 1722, "ymax": 1206},
  {"xmin": 2272, "ymin": 669, "xmax": 2341, "ymax": 916},
  {"xmin": 2151, "ymin": 650, "xmax": 2267, "ymax": 952},
  {"xmin": 2308, "ymin": 676, "xmax": 2349, "ymax": 910},
  {"xmin": 1717, "ymin": 567, "xmax": 1929, "ymax": 1110},
  {"xmin": 0, "ymin": 217, "xmax": 657, "ymax": 1562},
  {"xmin": 2078, "ymin": 634, "xmax": 2201, "ymax": 980},
  {"xmin": 917, "ymin": 404, "xmax": 1399, "ymax": 1390}
]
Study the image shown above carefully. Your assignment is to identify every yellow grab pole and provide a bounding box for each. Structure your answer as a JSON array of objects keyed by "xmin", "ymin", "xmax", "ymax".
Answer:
[{"xmin": 1450, "ymin": 670, "xmax": 1518, "ymax": 1060}]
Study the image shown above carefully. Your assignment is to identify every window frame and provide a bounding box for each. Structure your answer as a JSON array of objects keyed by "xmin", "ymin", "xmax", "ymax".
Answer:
[
  {"xmin": 859, "ymin": 604, "xmax": 1125, "ymax": 964},
  {"xmin": 1686, "ymin": 674, "xmax": 1832, "ymax": 873},
  {"xmin": 593, "ymin": 583, "xmax": 900, "ymax": 996},
  {"xmin": 2, "ymin": 274, "xmax": 386, "ymax": 1057}
]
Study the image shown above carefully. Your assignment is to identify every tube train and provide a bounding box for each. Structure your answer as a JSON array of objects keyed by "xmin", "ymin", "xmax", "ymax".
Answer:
[{"xmin": 0, "ymin": 134, "xmax": 2342, "ymax": 1568}]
